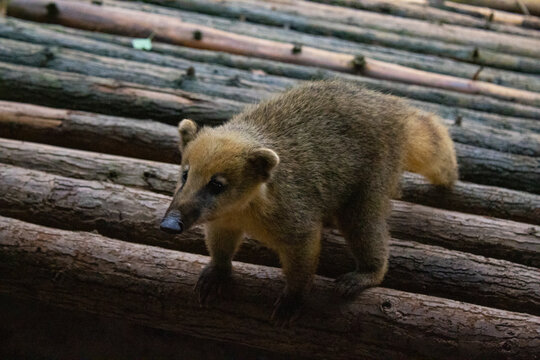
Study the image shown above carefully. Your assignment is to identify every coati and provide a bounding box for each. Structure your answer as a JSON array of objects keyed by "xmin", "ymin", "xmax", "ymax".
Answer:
[{"xmin": 160, "ymin": 80, "xmax": 458, "ymax": 324}]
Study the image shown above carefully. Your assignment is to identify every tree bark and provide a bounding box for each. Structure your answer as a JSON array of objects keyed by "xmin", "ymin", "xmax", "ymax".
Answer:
[
  {"xmin": 136, "ymin": 0, "xmax": 540, "ymax": 76},
  {"xmin": 0, "ymin": 61, "xmax": 243, "ymax": 125},
  {"xmin": 7, "ymin": 0, "xmax": 540, "ymax": 107},
  {"xmin": 1, "ymin": 100, "xmax": 538, "ymax": 193},
  {"xmin": 449, "ymin": 0, "xmax": 540, "ymax": 16},
  {"xmin": 456, "ymin": 144, "xmax": 540, "ymax": 193},
  {"xmin": 4, "ymin": 18, "xmax": 540, "ymax": 125},
  {"xmin": 1, "ymin": 137, "xmax": 539, "ymax": 226},
  {"xmin": 0, "ymin": 295, "xmax": 286, "ymax": 360},
  {"xmin": 0, "ymin": 38, "xmax": 274, "ymax": 104},
  {"xmin": 2, "ymin": 39, "xmax": 539, "ymax": 154},
  {"xmin": 1, "ymin": 215, "xmax": 539, "ymax": 359},
  {"xmin": 312, "ymin": 0, "xmax": 540, "ymax": 31},
  {"xmin": 0, "ymin": 165, "xmax": 540, "ymax": 314}
]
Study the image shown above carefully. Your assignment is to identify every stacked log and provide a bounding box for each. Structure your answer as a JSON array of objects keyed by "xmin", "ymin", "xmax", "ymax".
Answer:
[
  {"xmin": 1, "ymin": 216, "xmax": 539, "ymax": 360},
  {"xmin": 7, "ymin": 0, "xmax": 540, "ymax": 107},
  {"xmin": 1, "ymin": 0, "xmax": 539, "ymax": 357}
]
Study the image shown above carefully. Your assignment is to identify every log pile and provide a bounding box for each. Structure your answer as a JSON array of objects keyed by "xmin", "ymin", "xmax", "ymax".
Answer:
[{"xmin": 1, "ymin": 0, "xmax": 539, "ymax": 358}]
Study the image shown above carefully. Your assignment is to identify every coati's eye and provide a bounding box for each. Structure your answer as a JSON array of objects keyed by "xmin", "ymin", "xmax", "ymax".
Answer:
[{"xmin": 207, "ymin": 177, "xmax": 226, "ymax": 195}]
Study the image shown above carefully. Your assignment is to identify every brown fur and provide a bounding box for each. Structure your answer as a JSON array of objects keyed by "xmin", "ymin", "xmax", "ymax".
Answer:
[{"xmin": 163, "ymin": 80, "xmax": 458, "ymax": 323}]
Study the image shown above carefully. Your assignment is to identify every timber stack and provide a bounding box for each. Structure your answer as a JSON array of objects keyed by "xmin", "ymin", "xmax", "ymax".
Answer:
[{"xmin": 0, "ymin": 0, "xmax": 539, "ymax": 358}]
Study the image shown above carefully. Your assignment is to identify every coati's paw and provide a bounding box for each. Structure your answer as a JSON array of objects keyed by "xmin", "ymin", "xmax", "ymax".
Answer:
[
  {"xmin": 194, "ymin": 264, "xmax": 232, "ymax": 305},
  {"xmin": 271, "ymin": 291, "xmax": 303, "ymax": 327},
  {"xmin": 335, "ymin": 272, "xmax": 376, "ymax": 298}
]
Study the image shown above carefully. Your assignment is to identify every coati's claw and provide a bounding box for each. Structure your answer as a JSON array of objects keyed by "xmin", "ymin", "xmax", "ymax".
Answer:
[
  {"xmin": 194, "ymin": 264, "xmax": 232, "ymax": 305},
  {"xmin": 271, "ymin": 291, "xmax": 302, "ymax": 327},
  {"xmin": 335, "ymin": 272, "xmax": 372, "ymax": 298}
]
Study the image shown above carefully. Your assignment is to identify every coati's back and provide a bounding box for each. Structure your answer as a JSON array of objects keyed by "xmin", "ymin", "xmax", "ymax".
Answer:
[{"xmin": 225, "ymin": 80, "xmax": 457, "ymax": 212}]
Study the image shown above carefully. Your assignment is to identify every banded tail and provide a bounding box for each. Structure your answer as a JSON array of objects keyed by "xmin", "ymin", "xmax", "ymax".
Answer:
[{"xmin": 403, "ymin": 111, "xmax": 458, "ymax": 188}]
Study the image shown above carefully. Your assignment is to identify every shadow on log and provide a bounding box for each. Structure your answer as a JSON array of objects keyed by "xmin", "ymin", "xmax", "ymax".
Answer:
[{"xmin": 1, "ymin": 216, "xmax": 539, "ymax": 360}]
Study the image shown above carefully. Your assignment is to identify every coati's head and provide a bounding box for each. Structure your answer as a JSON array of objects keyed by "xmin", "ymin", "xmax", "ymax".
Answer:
[{"xmin": 160, "ymin": 119, "xmax": 279, "ymax": 234}]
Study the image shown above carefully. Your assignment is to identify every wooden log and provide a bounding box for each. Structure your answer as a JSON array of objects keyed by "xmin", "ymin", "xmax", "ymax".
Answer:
[
  {"xmin": 0, "ymin": 295, "xmax": 282, "ymax": 360},
  {"xmin": 2, "ymin": 39, "xmax": 539, "ymax": 156},
  {"xmin": 1, "ymin": 162, "xmax": 538, "ymax": 269},
  {"xmin": 313, "ymin": 0, "xmax": 540, "ymax": 30},
  {"xmin": 0, "ymin": 38, "xmax": 274, "ymax": 104},
  {"xmin": 111, "ymin": 0, "xmax": 540, "ymax": 93},
  {"xmin": 0, "ymin": 62, "xmax": 243, "ymax": 125},
  {"xmin": 449, "ymin": 0, "xmax": 540, "ymax": 16},
  {"xmin": 4, "ymin": 18, "xmax": 540, "ymax": 124},
  {"xmin": 2, "ymin": 139, "xmax": 540, "ymax": 227},
  {"xmin": 1, "ymin": 101, "xmax": 539, "ymax": 194},
  {"xmin": 400, "ymin": 173, "xmax": 540, "ymax": 225},
  {"xmin": 7, "ymin": 0, "xmax": 540, "ymax": 107},
  {"xmin": 456, "ymin": 144, "xmax": 540, "ymax": 193},
  {"xmin": 66, "ymin": 25, "xmax": 540, "ymax": 122},
  {"xmin": 440, "ymin": 1, "xmax": 540, "ymax": 30},
  {"xmin": 1, "ymin": 216, "xmax": 539, "ymax": 359},
  {"xmin": 139, "ymin": 0, "xmax": 540, "ymax": 76}
]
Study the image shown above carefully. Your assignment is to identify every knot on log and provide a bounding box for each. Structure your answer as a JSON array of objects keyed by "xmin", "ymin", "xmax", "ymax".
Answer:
[
  {"xmin": 46, "ymin": 2, "xmax": 59, "ymax": 18},
  {"xmin": 351, "ymin": 55, "xmax": 366, "ymax": 72},
  {"xmin": 192, "ymin": 30, "xmax": 203, "ymax": 41},
  {"xmin": 291, "ymin": 43, "xmax": 302, "ymax": 55}
]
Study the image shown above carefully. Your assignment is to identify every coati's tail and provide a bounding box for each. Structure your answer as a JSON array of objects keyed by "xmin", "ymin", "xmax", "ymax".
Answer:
[{"xmin": 403, "ymin": 111, "xmax": 458, "ymax": 188}]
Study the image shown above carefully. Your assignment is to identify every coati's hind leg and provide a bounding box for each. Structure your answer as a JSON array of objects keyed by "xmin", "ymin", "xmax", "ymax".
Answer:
[
  {"xmin": 335, "ymin": 192, "xmax": 390, "ymax": 297},
  {"xmin": 195, "ymin": 223, "xmax": 243, "ymax": 305}
]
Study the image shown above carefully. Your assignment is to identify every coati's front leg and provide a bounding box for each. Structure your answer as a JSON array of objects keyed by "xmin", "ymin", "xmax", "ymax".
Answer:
[
  {"xmin": 272, "ymin": 232, "xmax": 321, "ymax": 326},
  {"xmin": 195, "ymin": 223, "xmax": 243, "ymax": 304}
]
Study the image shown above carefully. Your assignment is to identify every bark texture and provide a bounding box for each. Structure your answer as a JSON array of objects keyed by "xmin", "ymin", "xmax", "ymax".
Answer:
[
  {"xmin": 0, "ymin": 61, "xmax": 243, "ymax": 125},
  {"xmin": 137, "ymin": 0, "xmax": 540, "ymax": 75},
  {"xmin": 2, "ymin": 118, "xmax": 539, "ymax": 224},
  {"xmin": 1, "ymin": 216, "xmax": 539, "ymax": 360},
  {"xmin": 4, "ymin": 17, "xmax": 540, "ymax": 124},
  {"xmin": 7, "ymin": 0, "xmax": 540, "ymax": 107},
  {"xmin": 0, "ymin": 163, "xmax": 539, "ymax": 316}
]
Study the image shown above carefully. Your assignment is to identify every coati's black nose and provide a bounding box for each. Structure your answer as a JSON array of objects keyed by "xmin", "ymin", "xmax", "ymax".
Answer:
[{"xmin": 160, "ymin": 215, "xmax": 184, "ymax": 234}]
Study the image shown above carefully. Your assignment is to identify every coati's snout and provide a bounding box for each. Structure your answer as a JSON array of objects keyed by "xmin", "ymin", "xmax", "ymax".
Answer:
[{"xmin": 160, "ymin": 210, "xmax": 184, "ymax": 234}]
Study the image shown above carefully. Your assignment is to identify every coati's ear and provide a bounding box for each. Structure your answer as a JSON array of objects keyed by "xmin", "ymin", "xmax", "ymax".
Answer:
[
  {"xmin": 178, "ymin": 119, "xmax": 199, "ymax": 152},
  {"xmin": 248, "ymin": 148, "xmax": 280, "ymax": 181}
]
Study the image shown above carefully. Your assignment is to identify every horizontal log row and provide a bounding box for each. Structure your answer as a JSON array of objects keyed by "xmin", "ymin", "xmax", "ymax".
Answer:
[
  {"xmin": 133, "ymin": 0, "xmax": 540, "ymax": 76},
  {"xmin": 2, "ymin": 39, "xmax": 539, "ymax": 156},
  {"xmin": 1, "ymin": 97, "xmax": 538, "ymax": 194},
  {"xmin": 4, "ymin": 18, "xmax": 540, "ymax": 126},
  {"xmin": 311, "ymin": 0, "xmax": 540, "ymax": 31},
  {"xmin": 1, "ymin": 215, "xmax": 539, "ymax": 360},
  {"xmin": 0, "ymin": 160, "xmax": 540, "ymax": 314},
  {"xmin": 7, "ymin": 0, "xmax": 540, "ymax": 107}
]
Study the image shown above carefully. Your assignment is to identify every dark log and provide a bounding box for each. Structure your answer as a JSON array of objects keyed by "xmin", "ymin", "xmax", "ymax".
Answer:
[
  {"xmin": 456, "ymin": 144, "xmax": 540, "ymax": 193},
  {"xmin": 1, "ymin": 215, "xmax": 539, "ymax": 359},
  {"xmin": 0, "ymin": 165, "xmax": 540, "ymax": 313},
  {"xmin": 0, "ymin": 61, "xmax": 243, "ymax": 125},
  {"xmin": 1, "ymin": 138, "xmax": 540, "ymax": 227},
  {"xmin": 3, "ymin": 18, "xmax": 540, "ymax": 124},
  {"xmin": 400, "ymin": 172, "xmax": 540, "ymax": 225},
  {"xmin": 0, "ymin": 101, "xmax": 181, "ymax": 164},
  {"xmin": 0, "ymin": 38, "xmax": 273, "ymax": 104},
  {"xmin": 7, "ymin": 0, "xmax": 540, "ymax": 107},
  {"xmin": 311, "ymin": 0, "xmax": 540, "ymax": 31},
  {"xmin": 135, "ymin": 0, "xmax": 540, "ymax": 76},
  {"xmin": 0, "ymin": 295, "xmax": 284, "ymax": 360}
]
